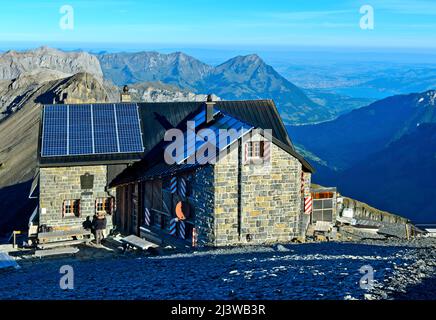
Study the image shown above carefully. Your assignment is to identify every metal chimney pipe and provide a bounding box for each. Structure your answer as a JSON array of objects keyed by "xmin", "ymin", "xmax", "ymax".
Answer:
[
  {"xmin": 205, "ymin": 94, "xmax": 216, "ymax": 123},
  {"xmin": 121, "ymin": 85, "xmax": 132, "ymax": 103}
]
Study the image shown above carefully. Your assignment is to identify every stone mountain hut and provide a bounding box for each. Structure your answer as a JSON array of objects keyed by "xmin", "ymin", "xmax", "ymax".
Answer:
[{"xmin": 30, "ymin": 94, "xmax": 314, "ymax": 247}]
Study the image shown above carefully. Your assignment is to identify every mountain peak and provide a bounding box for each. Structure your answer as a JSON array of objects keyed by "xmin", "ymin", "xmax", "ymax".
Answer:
[
  {"xmin": 226, "ymin": 53, "xmax": 264, "ymax": 65},
  {"xmin": 170, "ymin": 51, "xmax": 198, "ymax": 62},
  {"xmin": 244, "ymin": 53, "xmax": 262, "ymax": 60},
  {"xmin": 172, "ymin": 51, "xmax": 187, "ymax": 57},
  {"xmin": 214, "ymin": 54, "xmax": 267, "ymax": 71},
  {"xmin": 34, "ymin": 46, "xmax": 61, "ymax": 54}
]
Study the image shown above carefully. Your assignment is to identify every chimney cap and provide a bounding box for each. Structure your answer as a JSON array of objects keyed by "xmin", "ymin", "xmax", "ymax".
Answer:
[{"xmin": 121, "ymin": 85, "xmax": 132, "ymax": 103}]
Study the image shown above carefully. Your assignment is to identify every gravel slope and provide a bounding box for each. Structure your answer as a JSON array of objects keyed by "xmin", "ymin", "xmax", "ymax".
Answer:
[{"xmin": 1, "ymin": 241, "xmax": 435, "ymax": 300}]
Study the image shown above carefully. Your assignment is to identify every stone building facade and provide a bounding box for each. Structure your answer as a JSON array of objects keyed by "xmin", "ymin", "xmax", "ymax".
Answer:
[
  {"xmin": 123, "ymin": 132, "xmax": 312, "ymax": 247},
  {"xmin": 108, "ymin": 98, "xmax": 314, "ymax": 247},
  {"xmin": 211, "ymin": 134, "xmax": 304, "ymax": 246},
  {"xmin": 39, "ymin": 165, "xmax": 114, "ymax": 231}
]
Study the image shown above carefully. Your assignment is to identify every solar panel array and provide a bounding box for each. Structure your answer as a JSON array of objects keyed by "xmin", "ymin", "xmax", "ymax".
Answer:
[
  {"xmin": 171, "ymin": 111, "xmax": 253, "ymax": 164},
  {"xmin": 41, "ymin": 103, "xmax": 144, "ymax": 157}
]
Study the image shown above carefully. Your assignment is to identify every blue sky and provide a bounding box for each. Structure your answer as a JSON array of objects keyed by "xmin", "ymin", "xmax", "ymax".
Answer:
[{"xmin": 1, "ymin": 0, "xmax": 436, "ymax": 50}]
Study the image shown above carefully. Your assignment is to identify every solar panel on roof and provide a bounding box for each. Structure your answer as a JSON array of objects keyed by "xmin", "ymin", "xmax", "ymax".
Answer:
[
  {"xmin": 41, "ymin": 103, "xmax": 144, "ymax": 158},
  {"xmin": 115, "ymin": 103, "xmax": 144, "ymax": 153},
  {"xmin": 41, "ymin": 105, "xmax": 68, "ymax": 157},
  {"xmin": 190, "ymin": 108, "xmax": 220, "ymax": 127},
  {"xmin": 93, "ymin": 104, "xmax": 119, "ymax": 154},
  {"xmin": 69, "ymin": 104, "xmax": 93, "ymax": 155},
  {"xmin": 176, "ymin": 111, "xmax": 253, "ymax": 164}
]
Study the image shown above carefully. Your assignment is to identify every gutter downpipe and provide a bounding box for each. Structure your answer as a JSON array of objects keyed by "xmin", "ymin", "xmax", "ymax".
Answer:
[{"xmin": 237, "ymin": 139, "xmax": 243, "ymax": 241}]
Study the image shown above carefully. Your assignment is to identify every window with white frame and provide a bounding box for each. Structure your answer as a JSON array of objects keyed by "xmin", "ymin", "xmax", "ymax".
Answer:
[
  {"xmin": 248, "ymin": 141, "xmax": 265, "ymax": 158},
  {"xmin": 63, "ymin": 199, "xmax": 80, "ymax": 218},
  {"xmin": 245, "ymin": 141, "xmax": 269, "ymax": 163},
  {"xmin": 95, "ymin": 198, "xmax": 114, "ymax": 215}
]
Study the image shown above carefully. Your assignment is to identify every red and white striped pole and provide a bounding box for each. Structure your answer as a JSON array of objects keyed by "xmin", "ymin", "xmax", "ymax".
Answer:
[
  {"xmin": 192, "ymin": 227, "xmax": 198, "ymax": 247},
  {"xmin": 304, "ymin": 196, "xmax": 313, "ymax": 215}
]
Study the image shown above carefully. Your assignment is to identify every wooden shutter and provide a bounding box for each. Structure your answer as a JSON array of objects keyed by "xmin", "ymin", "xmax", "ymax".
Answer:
[
  {"xmin": 243, "ymin": 142, "xmax": 249, "ymax": 164},
  {"xmin": 110, "ymin": 197, "xmax": 114, "ymax": 215},
  {"xmin": 62, "ymin": 200, "xmax": 66, "ymax": 218},
  {"xmin": 263, "ymin": 140, "xmax": 271, "ymax": 163},
  {"xmin": 260, "ymin": 141, "xmax": 265, "ymax": 157}
]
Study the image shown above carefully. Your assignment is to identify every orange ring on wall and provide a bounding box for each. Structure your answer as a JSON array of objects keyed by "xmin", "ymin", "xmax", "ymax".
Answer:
[
  {"xmin": 175, "ymin": 201, "xmax": 190, "ymax": 220},
  {"xmin": 175, "ymin": 201, "xmax": 185, "ymax": 220}
]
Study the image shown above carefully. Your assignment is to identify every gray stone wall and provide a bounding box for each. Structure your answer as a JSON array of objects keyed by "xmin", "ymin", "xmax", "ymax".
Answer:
[
  {"xmin": 302, "ymin": 172, "xmax": 312, "ymax": 198},
  {"xmin": 212, "ymin": 133, "xmax": 304, "ymax": 246},
  {"xmin": 213, "ymin": 144, "xmax": 240, "ymax": 246},
  {"xmin": 190, "ymin": 165, "xmax": 215, "ymax": 246},
  {"xmin": 39, "ymin": 166, "xmax": 114, "ymax": 230}
]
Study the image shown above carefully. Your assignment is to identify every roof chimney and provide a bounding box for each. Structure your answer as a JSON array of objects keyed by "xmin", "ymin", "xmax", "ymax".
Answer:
[
  {"xmin": 205, "ymin": 94, "xmax": 216, "ymax": 123},
  {"xmin": 121, "ymin": 85, "xmax": 132, "ymax": 103}
]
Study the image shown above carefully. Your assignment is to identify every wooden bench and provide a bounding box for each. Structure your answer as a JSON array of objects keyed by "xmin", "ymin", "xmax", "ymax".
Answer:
[
  {"xmin": 37, "ymin": 239, "xmax": 87, "ymax": 250},
  {"xmin": 34, "ymin": 247, "xmax": 80, "ymax": 258},
  {"xmin": 38, "ymin": 229, "xmax": 92, "ymax": 244},
  {"xmin": 120, "ymin": 235, "xmax": 159, "ymax": 252}
]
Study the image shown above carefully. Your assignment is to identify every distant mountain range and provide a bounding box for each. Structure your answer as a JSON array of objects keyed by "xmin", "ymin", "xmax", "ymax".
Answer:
[
  {"xmin": 0, "ymin": 48, "xmax": 215, "ymax": 120},
  {"xmin": 97, "ymin": 51, "xmax": 328, "ymax": 124},
  {"xmin": 0, "ymin": 47, "xmax": 342, "ymax": 124},
  {"xmin": 288, "ymin": 90, "xmax": 436, "ymax": 223},
  {"xmin": 98, "ymin": 51, "xmax": 212, "ymax": 90},
  {"xmin": 0, "ymin": 46, "xmax": 103, "ymax": 82}
]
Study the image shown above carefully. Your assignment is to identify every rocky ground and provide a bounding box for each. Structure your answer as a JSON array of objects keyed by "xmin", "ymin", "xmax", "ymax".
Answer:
[
  {"xmin": 367, "ymin": 244, "xmax": 436, "ymax": 300},
  {"xmin": 0, "ymin": 239, "xmax": 435, "ymax": 300}
]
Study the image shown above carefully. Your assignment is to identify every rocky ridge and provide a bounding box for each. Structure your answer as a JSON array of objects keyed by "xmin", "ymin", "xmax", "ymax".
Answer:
[{"xmin": 0, "ymin": 47, "xmax": 103, "ymax": 82}]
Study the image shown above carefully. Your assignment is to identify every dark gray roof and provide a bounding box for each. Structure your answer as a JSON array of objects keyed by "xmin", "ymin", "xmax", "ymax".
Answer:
[
  {"xmin": 37, "ymin": 100, "xmax": 313, "ymax": 176},
  {"xmin": 39, "ymin": 153, "xmax": 142, "ymax": 167},
  {"xmin": 110, "ymin": 100, "xmax": 314, "ymax": 187},
  {"xmin": 136, "ymin": 100, "xmax": 293, "ymax": 155}
]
